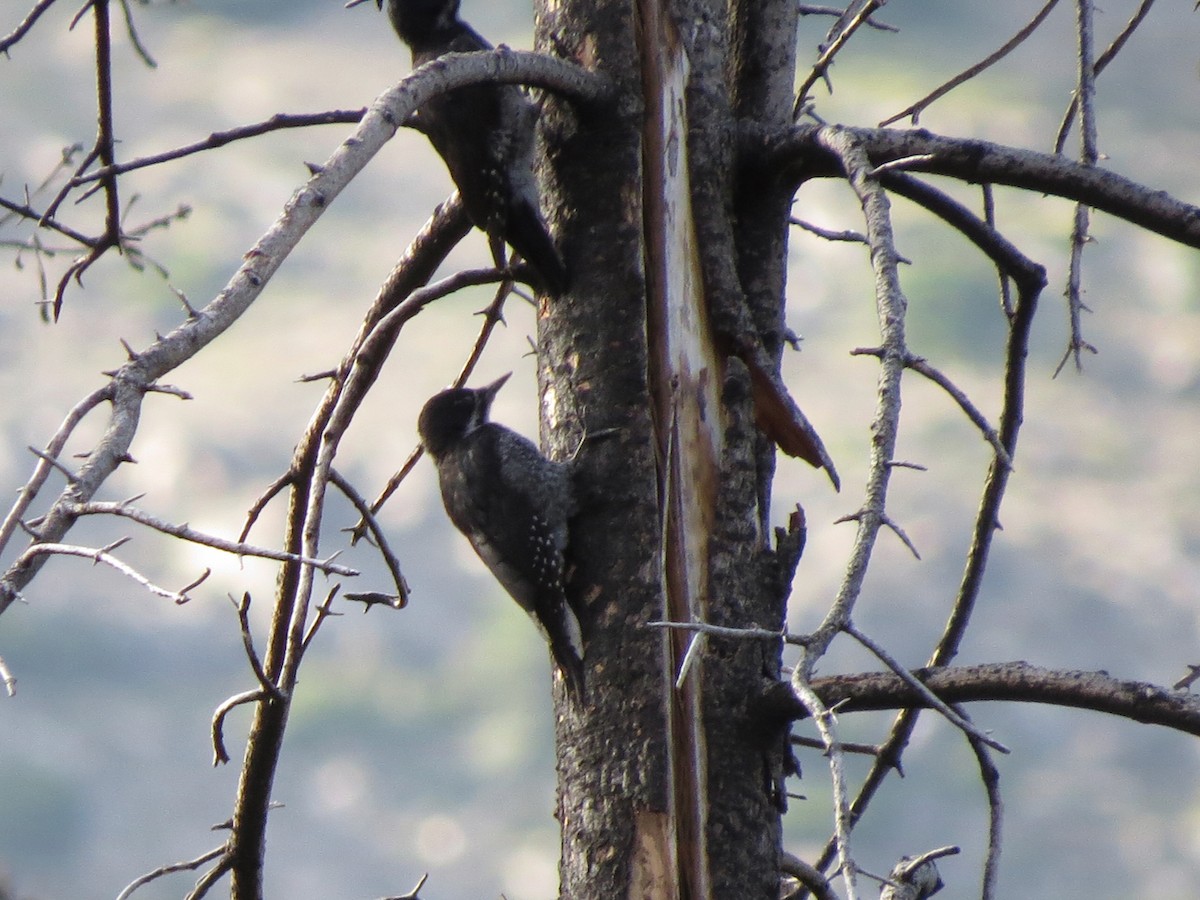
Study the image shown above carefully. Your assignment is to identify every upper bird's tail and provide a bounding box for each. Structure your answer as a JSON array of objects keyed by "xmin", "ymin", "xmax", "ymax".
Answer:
[{"xmin": 505, "ymin": 199, "xmax": 568, "ymax": 298}]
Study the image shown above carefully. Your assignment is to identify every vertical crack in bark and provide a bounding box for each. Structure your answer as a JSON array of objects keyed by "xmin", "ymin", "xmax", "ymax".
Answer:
[{"xmin": 639, "ymin": 0, "xmax": 721, "ymax": 895}]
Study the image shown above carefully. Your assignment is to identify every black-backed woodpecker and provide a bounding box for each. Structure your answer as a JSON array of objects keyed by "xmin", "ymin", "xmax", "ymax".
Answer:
[
  {"xmin": 367, "ymin": 0, "xmax": 568, "ymax": 296},
  {"xmin": 417, "ymin": 374, "xmax": 584, "ymax": 700}
]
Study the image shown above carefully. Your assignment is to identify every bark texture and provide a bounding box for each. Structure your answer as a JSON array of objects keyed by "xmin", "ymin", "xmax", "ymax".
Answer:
[{"xmin": 535, "ymin": 0, "xmax": 799, "ymax": 896}]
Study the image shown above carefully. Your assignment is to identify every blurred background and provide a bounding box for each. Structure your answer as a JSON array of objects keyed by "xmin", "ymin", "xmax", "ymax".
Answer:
[{"xmin": 0, "ymin": 1, "xmax": 1198, "ymax": 897}]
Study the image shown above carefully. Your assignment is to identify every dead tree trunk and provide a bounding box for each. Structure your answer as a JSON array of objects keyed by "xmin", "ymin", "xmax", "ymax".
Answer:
[{"xmin": 537, "ymin": 1, "xmax": 808, "ymax": 895}]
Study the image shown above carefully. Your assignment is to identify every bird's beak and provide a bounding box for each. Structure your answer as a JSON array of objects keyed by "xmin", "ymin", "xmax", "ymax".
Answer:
[{"xmin": 480, "ymin": 373, "xmax": 512, "ymax": 409}]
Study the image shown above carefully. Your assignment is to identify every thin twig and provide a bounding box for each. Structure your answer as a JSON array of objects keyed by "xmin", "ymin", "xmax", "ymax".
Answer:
[
  {"xmin": 0, "ymin": 0, "xmax": 58, "ymax": 53},
  {"xmin": 115, "ymin": 844, "xmax": 228, "ymax": 900},
  {"xmin": 231, "ymin": 593, "xmax": 285, "ymax": 700},
  {"xmin": 791, "ymin": 733, "xmax": 879, "ymax": 756},
  {"xmin": 301, "ymin": 585, "xmax": 344, "ymax": 653},
  {"xmin": 352, "ymin": 445, "xmax": 422, "ymax": 544},
  {"xmin": 70, "ymin": 500, "xmax": 360, "ymax": 576},
  {"xmin": 959, "ymin": 705, "xmax": 1004, "ymax": 899},
  {"xmin": 211, "ymin": 689, "xmax": 268, "ymax": 766},
  {"xmin": 74, "ymin": 111, "xmax": 368, "ymax": 185},
  {"xmin": 792, "ymin": 677, "xmax": 859, "ymax": 900},
  {"xmin": 850, "ymin": 347, "xmax": 1012, "ymax": 468},
  {"xmin": 843, "ymin": 621, "xmax": 1009, "ymax": 753},
  {"xmin": 11, "ymin": 541, "xmax": 199, "ymax": 604},
  {"xmin": 0, "ymin": 386, "xmax": 113, "ymax": 558},
  {"xmin": 790, "ymin": 216, "xmax": 868, "ymax": 245},
  {"xmin": 329, "ymin": 470, "xmax": 409, "ymax": 603},
  {"xmin": 797, "ymin": 4, "xmax": 897, "ymax": 32},
  {"xmin": 646, "ymin": 619, "xmax": 790, "ymax": 642},
  {"xmin": 183, "ymin": 854, "xmax": 233, "ymax": 900},
  {"xmin": 0, "ymin": 195, "xmax": 97, "ymax": 246},
  {"xmin": 238, "ymin": 472, "xmax": 294, "ymax": 545},
  {"xmin": 981, "ymin": 184, "xmax": 1015, "ymax": 318},
  {"xmin": 794, "ymin": 0, "xmax": 886, "ymax": 117},
  {"xmin": 1054, "ymin": 0, "xmax": 1156, "ymax": 153},
  {"xmin": 880, "ymin": 0, "xmax": 1061, "ymax": 126}
]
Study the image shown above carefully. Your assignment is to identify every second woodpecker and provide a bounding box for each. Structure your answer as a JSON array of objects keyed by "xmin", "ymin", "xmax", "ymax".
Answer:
[
  {"xmin": 417, "ymin": 374, "xmax": 584, "ymax": 700},
  {"xmin": 372, "ymin": 0, "xmax": 567, "ymax": 296}
]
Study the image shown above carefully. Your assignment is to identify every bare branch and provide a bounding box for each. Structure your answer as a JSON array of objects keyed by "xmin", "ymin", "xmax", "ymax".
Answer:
[
  {"xmin": 773, "ymin": 124, "xmax": 1200, "ymax": 249},
  {"xmin": 329, "ymin": 470, "xmax": 409, "ymax": 603},
  {"xmin": 0, "ymin": 0, "xmax": 58, "ymax": 53},
  {"xmin": 1055, "ymin": 0, "xmax": 1157, "ymax": 152},
  {"xmin": 791, "ymin": 676, "xmax": 860, "ymax": 900},
  {"xmin": 230, "ymin": 593, "xmax": 285, "ymax": 701},
  {"xmin": 115, "ymin": 844, "xmax": 228, "ymax": 900},
  {"xmin": 10, "ymin": 541, "xmax": 199, "ymax": 604},
  {"xmin": 211, "ymin": 689, "xmax": 268, "ymax": 766},
  {"xmin": 880, "ymin": 0, "xmax": 1062, "ymax": 126},
  {"xmin": 794, "ymin": 1, "xmax": 888, "ymax": 117},
  {"xmin": 69, "ymin": 500, "xmax": 360, "ymax": 576},
  {"xmin": 850, "ymin": 347, "xmax": 1013, "ymax": 468},
  {"xmin": 843, "ymin": 621, "xmax": 1009, "ymax": 752},
  {"xmin": 800, "ymin": 125, "xmax": 911, "ymax": 671},
  {"xmin": 761, "ymin": 662, "xmax": 1200, "ymax": 738},
  {"xmin": 74, "ymin": 110, "xmax": 368, "ymax": 185}
]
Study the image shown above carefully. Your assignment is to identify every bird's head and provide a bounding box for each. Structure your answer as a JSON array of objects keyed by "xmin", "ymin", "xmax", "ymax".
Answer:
[{"xmin": 417, "ymin": 373, "xmax": 510, "ymax": 460}]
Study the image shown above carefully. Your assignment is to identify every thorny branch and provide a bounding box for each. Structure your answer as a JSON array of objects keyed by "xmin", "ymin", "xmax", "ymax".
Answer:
[
  {"xmin": 797, "ymin": 124, "xmax": 910, "ymax": 673},
  {"xmin": 794, "ymin": 0, "xmax": 888, "ymax": 117},
  {"xmin": 1056, "ymin": 0, "xmax": 1100, "ymax": 376},
  {"xmin": 792, "ymin": 678, "xmax": 859, "ymax": 900},
  {"xmin": 7, "ymin": 539, "xmax": 208, "ymax": 604},
  {"xmin": 800, "ymin": 198, "xmax": 1042, "ymax": 889},
  {"xmin": 69, "ymin": 499, "xmax": 361, "ymax": 576}
]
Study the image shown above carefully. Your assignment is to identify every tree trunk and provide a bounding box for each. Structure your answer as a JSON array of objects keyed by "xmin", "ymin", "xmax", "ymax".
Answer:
[{"xmin": 536, "ymin": 0, "xmax": 799, "ymax": 895}]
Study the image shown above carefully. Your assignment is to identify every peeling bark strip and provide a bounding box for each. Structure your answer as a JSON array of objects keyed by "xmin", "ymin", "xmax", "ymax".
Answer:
[{"xmin": 640, "ymin": 0, "xmax": 719, "ymax": 894}]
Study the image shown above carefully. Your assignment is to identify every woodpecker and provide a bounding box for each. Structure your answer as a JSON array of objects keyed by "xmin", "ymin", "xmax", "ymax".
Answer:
[
  {"xmin": 417, "ymin": 374, "xmax": 584, "ymax": 700},
  {"xmin": 366, "ymin": 0, "xmax": 568, "ymax": 296}
]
